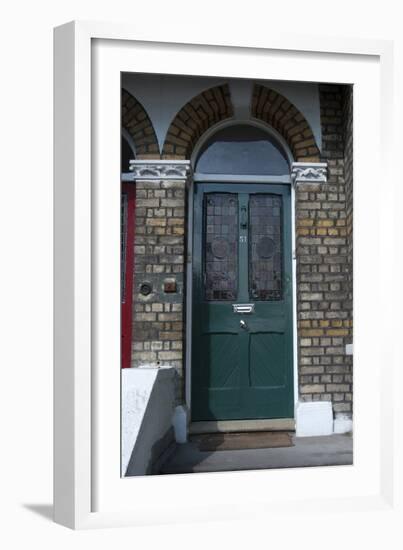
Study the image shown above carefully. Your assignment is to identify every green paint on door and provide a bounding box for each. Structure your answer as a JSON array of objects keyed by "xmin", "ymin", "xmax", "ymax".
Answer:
[{"xmin": 191, "ymin": 183, "xmax": 294, "ymax": 421}]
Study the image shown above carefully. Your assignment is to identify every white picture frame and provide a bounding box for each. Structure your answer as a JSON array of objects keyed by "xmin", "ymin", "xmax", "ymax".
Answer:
[{"xmin": 54, "ymin": 21, "xmax": 399, "ymax": 530}]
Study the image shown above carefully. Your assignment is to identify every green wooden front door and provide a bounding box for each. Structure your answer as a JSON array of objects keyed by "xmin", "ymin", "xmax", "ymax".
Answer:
[{"xmin": 191, "ymin": 183, "xmax": 294, "ymax": 421}]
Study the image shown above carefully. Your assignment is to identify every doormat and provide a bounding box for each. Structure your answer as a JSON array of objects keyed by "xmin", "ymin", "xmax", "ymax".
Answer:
[{"xmin": 191, "ymin": 431, "xmax": 294, "ymax": 452}]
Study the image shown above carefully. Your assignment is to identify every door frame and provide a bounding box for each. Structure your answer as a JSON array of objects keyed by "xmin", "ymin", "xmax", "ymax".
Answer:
[
  {"xmin": 121, "ymin": 182, "xmax": 136, "ymax": 369},
  {"xmin": 185, "ymin": 173, "xmax": 299, "ymax": 422}
]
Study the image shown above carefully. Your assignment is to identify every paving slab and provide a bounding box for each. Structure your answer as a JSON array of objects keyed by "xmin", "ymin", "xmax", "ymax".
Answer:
[{"xmin": 158, "ymin": 433, "xmax": 353, "ymax": 475}]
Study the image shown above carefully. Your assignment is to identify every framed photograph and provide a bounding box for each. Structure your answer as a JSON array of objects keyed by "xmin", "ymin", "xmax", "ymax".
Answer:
[{"xmin": 54, "ymin": 21, "xmax": 397, "ymax": 529}]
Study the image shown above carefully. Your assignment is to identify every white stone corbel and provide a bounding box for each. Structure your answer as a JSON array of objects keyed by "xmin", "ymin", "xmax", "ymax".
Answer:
[
  {"xmin": 291, "ymin": 161, "xmax": 328, "ymax": 187},
  {"xmin": 129, "ymin": 159, "xmax": 192, "ymax": 181}
]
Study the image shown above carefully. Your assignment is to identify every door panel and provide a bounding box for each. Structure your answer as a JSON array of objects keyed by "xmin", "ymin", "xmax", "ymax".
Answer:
[
  {"xmin": 192, "ymin": 332, "xmax": 241, "ymax": 419},
  {"xmin": 192, "ymin": 183, "xmax": 294, "ymax": 421},
  {"xmin": 204, "ymin": 333, "xmax": 240, "ymax": 389},
  {"xmin": 249, "ymin": 333, "xmax": 286, "ymax": 387}
]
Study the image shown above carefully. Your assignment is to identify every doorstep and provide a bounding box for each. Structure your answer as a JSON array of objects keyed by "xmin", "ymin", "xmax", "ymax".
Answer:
[{"xmin": 189, "ymin": 418, "xmax": 295, "ymax": 434}]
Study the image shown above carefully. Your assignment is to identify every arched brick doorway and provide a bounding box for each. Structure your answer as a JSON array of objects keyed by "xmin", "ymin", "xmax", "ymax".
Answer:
[
  {"xmin": 189, "ymin": 119, "xmax": 295, "ymax": 423},
  {"xmin": 162, "ymin": 84, "xmax": 233, "ymax": 159},
  {"xmin": 251, "ymin": 84, "xmax": 320, "ymax": 162},
  {"xmin": 122, "ymin": 88, "xmax": 160, "ymax": 159}
]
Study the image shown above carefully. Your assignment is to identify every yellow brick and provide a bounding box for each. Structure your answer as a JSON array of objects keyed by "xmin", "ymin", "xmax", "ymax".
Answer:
[
  {"xmin": 300, "ymin": 329, "xmax": 324, "ymax": 337},
  {"xmin": 298, "ymin": 219, "xmax": 314, "ymax": 227},
  {"xmin": 317, "ymin": 220, "xmax": 333, "ymax": 227},
  {"xmin": 146, "ymin": 218, "xmax": 167, "ymax": 227},
  {"xmin": 303, "ymin": 156, "xmax": 321, "ymax": 162},
  {"xmin": 326, "ymin": 329, "xmax": 349, "ymax": 336},
  {"xmin": 317, "ymin": 228, "xmax": 327, "ymax": 236},
  {"xmin": 319, "ymin": 320, "xmax": 330, "ymax": 327}
]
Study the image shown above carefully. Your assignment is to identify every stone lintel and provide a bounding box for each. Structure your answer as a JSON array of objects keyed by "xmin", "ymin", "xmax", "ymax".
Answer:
[
  {"xmin": 129, "ymin": 160, "xmax": 192, "ymax": 181},
  {"xmin": 291, "ymin": 161, "xmax": 328, "ymax": 187}
]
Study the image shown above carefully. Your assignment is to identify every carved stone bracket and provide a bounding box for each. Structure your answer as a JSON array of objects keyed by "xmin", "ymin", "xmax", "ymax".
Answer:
[
  {"xmin": 129, "ymin": 160, "xmax": 192, "ymax": 181},
  {"xmin": 291, "ymin": 162, "xmax": 328, "ymax": 187}
]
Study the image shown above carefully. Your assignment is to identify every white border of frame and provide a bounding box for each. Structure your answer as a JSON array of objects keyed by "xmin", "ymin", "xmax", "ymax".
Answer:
[{"xmin": 54, "ymin": 21, "xmax": 398, "ymax": 529}]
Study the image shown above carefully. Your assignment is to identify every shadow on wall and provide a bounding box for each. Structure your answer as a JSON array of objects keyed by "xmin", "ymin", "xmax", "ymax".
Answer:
[{"xmin": 122, "ymin": 366, "xmax": 178, "ymax": 477}]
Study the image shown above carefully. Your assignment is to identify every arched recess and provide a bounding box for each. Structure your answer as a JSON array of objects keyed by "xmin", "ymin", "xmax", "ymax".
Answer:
[
  {"xmin": 192, "ymin": 121, "xmax": 292, "ymax": 176},
  {"xmin": 251, "ymin": 84, "xmax": 320, "ymax": 162},
  {"xmin": 121, "ymin": 88, "xmax": 160, "ymax": 159},
  {"xmin": 162, "ymin": 84, "xmax": 234, "ymax": 159}
]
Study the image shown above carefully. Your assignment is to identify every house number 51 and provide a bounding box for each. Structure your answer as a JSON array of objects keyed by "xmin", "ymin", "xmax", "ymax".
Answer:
[{"xmin": 240, "ymin": 236, "xmax": 247, "ymax": 243}]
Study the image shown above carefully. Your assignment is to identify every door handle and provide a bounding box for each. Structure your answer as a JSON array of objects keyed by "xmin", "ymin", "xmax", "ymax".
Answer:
[{"xmin": 240, "ymin": 319, "xmax": 248, "ymax": 330}]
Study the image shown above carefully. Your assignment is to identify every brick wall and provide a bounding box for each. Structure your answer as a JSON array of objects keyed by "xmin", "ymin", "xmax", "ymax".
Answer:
[
  {"xmin": 131, "ymin": 180, "xmax": 187, "ymax": 399},
  {"xmin": 295, "ymin": 84, "xmax": 353, "ymax": 417}
]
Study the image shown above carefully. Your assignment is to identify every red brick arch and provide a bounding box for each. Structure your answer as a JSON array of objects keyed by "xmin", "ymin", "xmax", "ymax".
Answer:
[
  {"xmin": 162, "ymin": 84, "xmax": 234, "ymax": 159},
  {"xmin": 121, "ymin": 89, "xmax": 160, "ymax": 159},
  {"xmin": 251, "ymin": 84, "xmax": 320, "ymax": 162}
]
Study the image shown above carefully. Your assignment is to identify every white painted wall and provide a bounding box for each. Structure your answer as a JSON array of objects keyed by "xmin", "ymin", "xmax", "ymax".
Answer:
[
  {"xmin": 121, "ymin": 366, "xmax": 177, "ymax": 476},
  {"xmin": 334, "ymin": 413, "xmax": 353, "ymax": 434},
  {"xmin": 121, "ymin": 73, "xmax": 322, "ymax": 151},
  {"xmin": 296, "ymin": 401, "xmax": 334, "ymax": 437}
]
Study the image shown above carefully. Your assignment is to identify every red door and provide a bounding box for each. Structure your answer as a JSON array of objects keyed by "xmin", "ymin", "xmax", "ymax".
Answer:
[{"xmin": 121, "ymin": 183, "xmax": 136, "ymax": 369}]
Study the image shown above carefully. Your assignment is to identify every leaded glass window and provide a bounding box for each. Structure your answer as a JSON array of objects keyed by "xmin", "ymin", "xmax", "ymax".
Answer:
[
  {"xmin": 204, "ymin": 193, "xmax": 238, "ymax": 301},
  {"xmin": 249, "ymin": 194, "xmax": 283, "ymax": 301}
]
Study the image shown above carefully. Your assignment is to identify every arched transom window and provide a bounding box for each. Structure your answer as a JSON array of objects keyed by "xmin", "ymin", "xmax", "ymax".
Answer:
[{"xmin": 194, "ymin": 124, "xmax": 290, "ymax": 176}]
